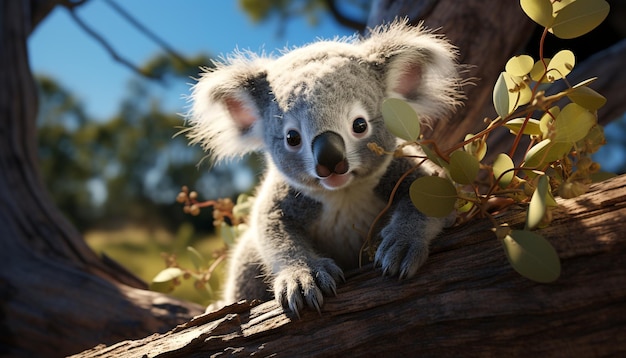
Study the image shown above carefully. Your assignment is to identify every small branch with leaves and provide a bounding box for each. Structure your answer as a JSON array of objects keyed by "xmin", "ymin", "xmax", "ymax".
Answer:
[
  {"xmin": 364, "ymin": 0, "xmax": 614, "ymax": 284},
  {"xmin": 150, "ymin": 187, "xmax": 253, "ymax": 301}
]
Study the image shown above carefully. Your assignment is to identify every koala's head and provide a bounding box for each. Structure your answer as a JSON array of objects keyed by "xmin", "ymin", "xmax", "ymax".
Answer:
[{"xmin": 188, "ymin": 21, "xmax": 460, "ymax": 194}]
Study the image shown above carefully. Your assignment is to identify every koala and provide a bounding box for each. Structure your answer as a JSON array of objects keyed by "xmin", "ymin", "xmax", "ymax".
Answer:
[{"xmin": 187, "ymin": 21, "xmax": 461, "ymax": 317}]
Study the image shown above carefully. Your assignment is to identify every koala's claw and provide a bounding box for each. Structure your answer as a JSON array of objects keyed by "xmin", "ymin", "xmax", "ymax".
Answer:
[
  {"xmin": 273, "ymin": 258, "xmax": 343, "ymax": 317},
  {"xmin": 375, "ymin": 232, "xmax": 429, "ymax": 280}
]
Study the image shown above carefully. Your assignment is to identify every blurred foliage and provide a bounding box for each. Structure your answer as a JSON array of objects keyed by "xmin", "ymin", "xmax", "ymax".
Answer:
[
  {"xmin": 36, "ymin": 52, "xmax": 261, "ymax": 232},
  {"xmin": 86, "ymin": 223, "xmax": 226, "ymax": 305}
]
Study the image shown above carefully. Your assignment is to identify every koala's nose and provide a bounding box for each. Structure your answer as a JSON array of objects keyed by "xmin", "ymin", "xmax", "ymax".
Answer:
[{"xmin": 312, "ymin": 131, "xmax": 349, "ymax": 177}]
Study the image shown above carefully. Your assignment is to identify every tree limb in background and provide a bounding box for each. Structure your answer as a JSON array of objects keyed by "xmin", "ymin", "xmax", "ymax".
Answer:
[
  {"xmin": 66, "ymin": 6, "xmax": 160, "ymax": 80},
  {"xmin": 103, "ymin": 0, "xmax": 192, "ymax": 68},
  {"xmin": 67, "ymin": 0, "xmax": 196, "ymax": 82},
  {"xmin": 323, "ymin": 0, "xmax": 366, "ymax": 32}
]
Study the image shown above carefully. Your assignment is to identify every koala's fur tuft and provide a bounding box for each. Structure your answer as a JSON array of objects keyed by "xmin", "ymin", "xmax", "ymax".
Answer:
[{"xmin": 187, "ymin": 20, "xmax": 462, "ymax": 316}]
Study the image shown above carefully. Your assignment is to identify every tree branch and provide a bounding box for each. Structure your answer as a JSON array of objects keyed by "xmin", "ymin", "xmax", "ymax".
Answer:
[
  {"xmin": 102, "ymin": 0, "xmax": 192, "ymax": 68},
  {"xmin": 323, "ymin": 0, "xmax": 366, "ymax": 32},
  {"xmin": 72, "ymin": 174, "xmax": 626, "ymax": 357},
  {"xmin": 66, "ymin": 6, "xmax": 161, "ymax": 80}
]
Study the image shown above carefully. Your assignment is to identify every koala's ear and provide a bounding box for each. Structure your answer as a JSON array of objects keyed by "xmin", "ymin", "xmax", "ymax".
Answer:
[
  {"xmin": 187, "ymin": 57, "xmax": 270, "ymax": 161},
  {"xmin": 362, "ymin": 20, "xmax": 462, "ymax": 121}
]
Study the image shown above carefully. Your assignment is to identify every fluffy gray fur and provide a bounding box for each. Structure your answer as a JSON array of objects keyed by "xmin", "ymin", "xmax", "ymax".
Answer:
[{"xmin": 187, "ymin": 20, "xmax": 461, "ymax": 317}]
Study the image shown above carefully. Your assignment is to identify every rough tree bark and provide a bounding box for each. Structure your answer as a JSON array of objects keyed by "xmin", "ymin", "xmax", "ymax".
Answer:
[
  {"xmin": 73, "ymin": 174, "xmax": 626, "ymax": 357},
  {"xmin": 0, "ymin": 2, "xmax": 203, "ymax": 357},
  {"xmin": 2, "ymin": 0, "xmax": 625, "ymax": 357}
]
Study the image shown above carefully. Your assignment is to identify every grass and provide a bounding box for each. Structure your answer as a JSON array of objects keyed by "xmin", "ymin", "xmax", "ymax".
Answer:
[{"xmin": 85, "ymin": 222, "xmax": 227, "ymax": 306}]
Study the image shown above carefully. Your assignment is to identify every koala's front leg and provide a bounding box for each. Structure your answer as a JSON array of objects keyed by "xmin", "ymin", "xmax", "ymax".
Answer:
[
  {"xmin": 374, "ymin": 198, "xmax": 446, "ymax": 279},
  {"xmin": 257, "ymin": 193, "xmax": 344, "ymax": 317}
]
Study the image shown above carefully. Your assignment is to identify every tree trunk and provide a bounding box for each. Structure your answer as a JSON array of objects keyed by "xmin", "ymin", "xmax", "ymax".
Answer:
[
  {"xmin": 0, "ymin": 2, "xmax": 202, "ymax": 357},
  {"xmin": 72, "ymin": 174, "xmax": 626, "ymax": 357}
]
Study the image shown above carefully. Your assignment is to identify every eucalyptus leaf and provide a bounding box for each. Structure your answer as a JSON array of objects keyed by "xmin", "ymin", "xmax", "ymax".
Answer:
[
  {"xmin": 409, "ymin": 176, "xmax": 457, "ymax": 218},
  {"xmin": 530, "ymin": 58, "xmax": 552, "ymax": 83},
  {"xmin": 520, "ymin": 0, "xmax": 554, "ymax": 28},
  {"xmin": 219, "ymin": 222, "xmax": 237, "ymax": 246},
  {"xmin": 553, "ymin": 103, "xmax": 596, "ymax": 143},
  {"xmin": 505, "ymin": 117, "xmax": 542, "ymax": 136},
  {"xmin": 151, "ymin": 267, "xmax": 184, "ymax": 283},
  {"xmin": 187, "ymin": 246, "xmax": 206, "ymax": 271},
  {"xmin": 550, "ymin": 0, "xmax": 610, "ymax": 39},
  {"xmin": 527, "ymin": 175, "xmax": 549, "ymax": 230},
  {"xmin": 546, "ymin": 50, "xmax": 575, "ymax": 80},
  {"xmin": 493, "ymin": 153, "xmax": 515, "ymax": 188},
  {"xmin": 493, "ymin": 72, "xmax": 510, "ymax": 118},
  {"xmin": 420, "ymin": 143, "xmax": 448, "ymax": 169},
  {"xmin": 504, "ymin": 73, "xmax": 532, "ymax": 108},
  {"xmin": 463, "ymin": 133, "xmax": 487, "ymax": 161},
  {"xmin": 539, "ymin": 106, "xmax": 560, "ymax": 138},
  {"xmin": 502, "ymin": 230, "xmax": 561, "ymax": 283},
  {"xmin": 449, "ymin": 151, "xmax": 480, "ymax": 185},
  {"xmin": 567, "ymin": 86, "xmax": 606, "ymax": 110},
  {"xmin": 505, "ymin": 55, "xmax": 534, "ymax": 76},
  {"xmin": 572, "ymin": 77, "xmax": 597, "ymax": 89},
  {"xmin": 523, "ymin": 139, "xmax": 572, "ymax": 170},
  {"xmin": 149, "ymin": 280, "xmax": 175, "ymax": 293},
  {"xmin": 382, "ymin": 98, "xmax": 421, "ymax": 141}
]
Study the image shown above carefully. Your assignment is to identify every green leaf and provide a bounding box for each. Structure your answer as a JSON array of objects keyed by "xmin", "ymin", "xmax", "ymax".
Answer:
[
  {"xmin": 493, "ymin": 153, "xmax": 515, "ymax": 188},
  {"xmin": 553, "ymin": 103, "xmax": 596, "ymax": 143},
  {"xmin": 420, "ymin": 143, "xmax": 448, "ymax": 169},
  {"xmin": 523, "ymin": 139, "xmax": 572, "ymax": 170},
  {"xmin": 520, "ymin": 0, "xmax": 555, "ymax": 28},
  {"xmin": 567, "ymin": 86, "xmax": 607, "ymax": 110},
  {"xmin": 546, "ymin": 50, "xmax": 575, "ymax": 80},
  {"xmin": 449, "ymin": 150, "xmax": 480, "ymax": 185},
  {"xmin": 539, "ymin": 106, "xmax": 560, "ymax": 138},
  {"xmin": 493, "ymin": 72, "xmax": 510, "ymax": 118},
  {"xmin": 409, "ymin": 176, "xmax": 457, "ymax": 218},
  {"xmin": 219, "ymin": 222, "xmax": 237, "ymax": 246},
  {"xmin": 505, "ymin": 55, "xmax": 535, "ymax": 76},
  {"xmin": 505, "ymin": 117, "xmax": 542, "ymax": 136},
  {"xmin": 550, "ymin": 0, "xmax": 610, "ymax": 39},
  {"xmin": 505, "ymin": 73, "xmax": 532, "ymax": 108},
  {"xmin": 463, "ymin": 133, "xmax": 487, "ymax": 161},
  {"xmin": 151, "ymin": 267, "xmax": 184, "ymax": 283},
  {"xmin": 572, "ymin": 77, "xmax": 597, "ymax": 89},
  {"xmin": 530, "ymin": 58, "xmax": 552, "ymax": 83},
  {"xmin": 187, "ymin": 246, "xmax": 206, "ymax": 271},
  {"xmin": 150, "ymin": 280, "xmax": 176, "ymax": 293},
  {"xmin": 527, "ymin": 175, "xmax": 549, "ymax": 230},
  {"xmin": 502, "ymin": 230, "xmax": 561, "ymax": 283},
  {"xmin": 382, "ymin": 98, "xmax": 421, "ymax": 141}
]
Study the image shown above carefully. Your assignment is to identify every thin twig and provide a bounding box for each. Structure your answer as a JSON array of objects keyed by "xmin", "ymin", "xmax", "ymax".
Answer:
[
  {"xmin": 67, "ymin": 7, "xmax": 161, "ymax": 80},
  {"xmin": 103, "ymin": 0, "xmax": 192, "ymax": 68}
]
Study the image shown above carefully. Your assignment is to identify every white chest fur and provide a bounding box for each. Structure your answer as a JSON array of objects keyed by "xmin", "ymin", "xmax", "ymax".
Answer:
[{"xmin": 309, "ymin": 181, "xmax": 386, "ymax": 269}]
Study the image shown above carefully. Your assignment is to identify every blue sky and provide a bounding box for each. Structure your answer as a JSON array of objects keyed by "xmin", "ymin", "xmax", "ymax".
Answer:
[{"xmin": 28, "ymin": 0, "xmax": 355, "ymax": 120}]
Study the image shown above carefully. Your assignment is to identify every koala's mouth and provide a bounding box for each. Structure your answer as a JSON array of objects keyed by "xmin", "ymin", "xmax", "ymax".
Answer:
[{"xmin": 319, "ymin": 172, "xmax": 353, "ymax": 190}]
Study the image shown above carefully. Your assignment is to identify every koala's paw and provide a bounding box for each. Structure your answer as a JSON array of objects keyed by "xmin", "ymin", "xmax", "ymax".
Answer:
[
  {"xmin": 273, "ymin": 258, "xmax": 344, "ymax": 318},
  {"xmin": 374, "ymin": 226, "xmax": 430, "ymax": 279}
]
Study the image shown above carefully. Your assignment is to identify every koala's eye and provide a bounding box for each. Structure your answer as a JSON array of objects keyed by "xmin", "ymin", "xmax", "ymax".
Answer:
[
  {"xmin": 286, "ymin": 129, "xmax": 302, "ymax": 147},
  {"xmin": 352, "ymin": 117, "xmax": 368, "ymax": 134}
]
